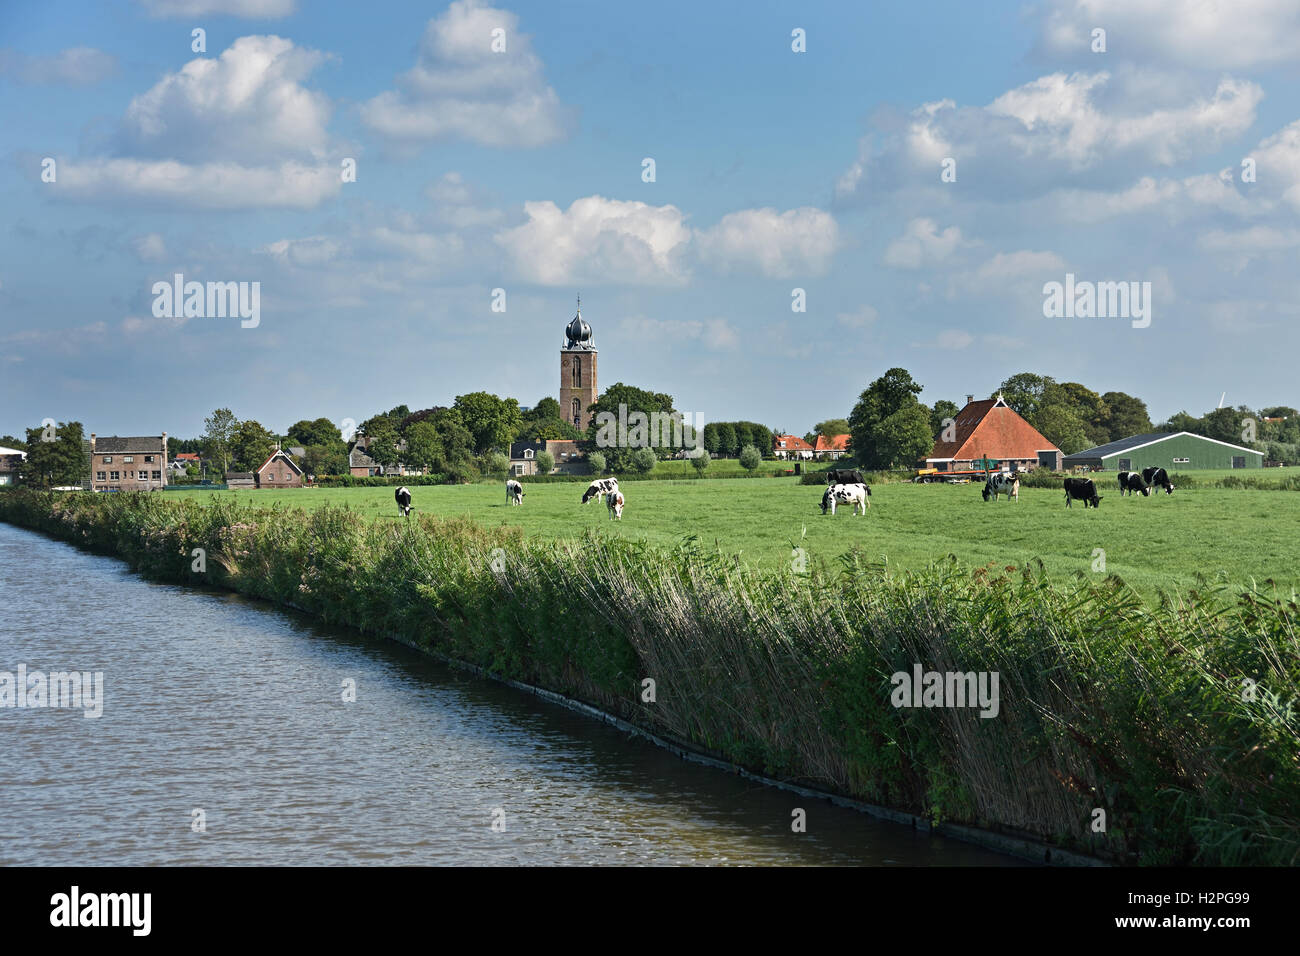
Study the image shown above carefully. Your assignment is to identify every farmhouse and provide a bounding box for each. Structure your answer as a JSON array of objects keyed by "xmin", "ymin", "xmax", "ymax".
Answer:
[
  {"xmin": 1063, "ymin": 432, "xmax": 1264, "ymax": 471},
  {"xmin": 225, "ymin": 448, "xmax": 304, "ymax": 488},
  {"xmin": 88, "ymin": 433, "xmax": 169, "ymax": 491},
  {"xmin": 0, "ymin": 447, "xmax": 25, "ymax": 486},
  {"xmin": 813, "ymin": 433, "xmax": 850, "ymax": 460},
  {"xmin": 926, "ymin": 395, "xmax": 1062, "ymax": 472},
  {"xmin": 509, "ymin": 439, "xmax": 586, "ymax": 476},
  {"xmin": 773, "ymin": 435, "xmax": 815, "ymax": 460}
]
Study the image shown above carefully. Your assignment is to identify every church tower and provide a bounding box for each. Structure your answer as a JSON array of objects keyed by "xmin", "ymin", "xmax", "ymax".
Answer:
[{"xmin": 560, "ymin": 296, "xmax": 598, "ymax": 429}]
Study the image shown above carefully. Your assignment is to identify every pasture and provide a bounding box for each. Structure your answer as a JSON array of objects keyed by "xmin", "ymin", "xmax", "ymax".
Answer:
[{"xmin": 169, "ymin": 477, "xmax": 1300, "ymax": 598}]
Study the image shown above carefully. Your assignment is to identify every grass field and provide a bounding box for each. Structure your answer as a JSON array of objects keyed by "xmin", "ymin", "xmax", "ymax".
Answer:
[{"xmin": 170, "ymin": 475, "xmax": 1300, "ymax": 598}]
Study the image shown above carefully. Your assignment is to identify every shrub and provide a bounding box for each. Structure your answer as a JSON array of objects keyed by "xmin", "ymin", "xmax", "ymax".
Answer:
[
  {"xmin": 587, "ymin": 452, "xmax": 606, "ymax": 475},
  {"xmin": 738, "ymin": 445, "xmax": 763, "ymax": 472},
  {"xmin": 481, "ymin": 452, "xmax": 510, "ymax": 479},
  {"xmin": 628, "ymin": 447, "xmax": 658, "ymax": 474},
  {"xmin": 535, "ymin": 451, "xmax": 555, "ymax": 475},
  {"xmin": 690, "ymin": 450, "xmax": 710, "ymax": 476}
]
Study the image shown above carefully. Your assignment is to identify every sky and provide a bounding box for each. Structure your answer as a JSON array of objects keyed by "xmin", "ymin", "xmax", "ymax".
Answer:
[{"xmin": 2, "ymin": 0, "xmax": 1300, "ymax": 439}]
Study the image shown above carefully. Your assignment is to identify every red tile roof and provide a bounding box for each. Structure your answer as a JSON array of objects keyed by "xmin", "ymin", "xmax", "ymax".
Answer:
[
  {"xmin": 774, "ymin": 434, "xmax": 814, "ymax": 452},
  {"xmin": 175, "ymin": 453, "xmax": 200, "ymax": 460},
  {"xmin": 927, "ymin": 396, "xmax": 1059, "ymax": 461},
  {"xmin": 813, "ymin": 433, "xmax": 850, "ymax": 451}
]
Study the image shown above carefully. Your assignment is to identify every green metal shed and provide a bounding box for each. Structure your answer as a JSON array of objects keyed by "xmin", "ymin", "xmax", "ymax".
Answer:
[{"xmin": 1062, "ymin": 431, "xmax": 1264, "ymax": 471}]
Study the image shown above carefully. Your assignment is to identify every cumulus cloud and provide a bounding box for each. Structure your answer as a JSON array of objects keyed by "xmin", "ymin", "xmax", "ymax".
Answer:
[
  {"xmin": 694, "ymin": 206, "xmax": 839, "ymax": 277},
  {"xmin": 836, "ymin": 305, "xmax": 879, "ymax": 328},
  {"xmin": 263, "ymin": 235, "xmax": 345, "ymax": 267},
  {"xmin": 1039, "ymin": 0, "xmax": 1300, "ymax": 70},
  {"xmin": 883, "ymin": 218, "xmax": 966, "ymax": 268},
  {"xmin": 53, "ymin": 158, "xmax": 341, "ymax": 209},
  {"xmin": 496, "ymin": 196, "xmax": 691, "ymax": 285},
  {"xmin": 136, "ymin": 0, "xmax": 296, "ymax": 17},
  {"xmin": 1199, "ymin": 226, "xmax": 1300, "ymax": 272},
  {"xmin": 361, "ymin": 0, "xmax": 570, "ymax": 148},
  {"xmin": 618, "ymin": 315, "xmax": 739, "ymax": 350},
  {"xmin": 132, "ymin": 233, "xmax": 168, "ymax": 262},
  {"xmin": 836, "ymin": 71, "xmax": 1261, "ymax": 202},
  {"xmin": 425, "ymin": 172, "xmax": 504, "ymax": 227},
  {"xmin": 0, "ymin": 47, "xmax": 117, "ymax": 86}
]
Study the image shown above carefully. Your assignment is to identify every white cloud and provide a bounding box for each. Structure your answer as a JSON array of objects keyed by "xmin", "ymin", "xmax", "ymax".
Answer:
[
  {"xmin": 122, "ymin": 35, "xmax": 332, "ymax": 163},
  {"xmin": 618, "ymin": 315, "xmax": 739, "ymax": 350},
  {"xmin": 975, "ymin": 250, "xmax": 1067, "ymax": 282},
  {"xmin": 132, "ymin": 233, "xmax": 168, "ymax": 262},
  {"xmin": 694, "ymin": 206, "xmax": 839, "ymax": 278},
  {"xmin": 53, "ymin": 158, "xmax": 341, "ymax": 209},
  {"xmin": 263, "ymin": 235, "xmax": 345, "ymax": 267},
  {"xmin": 836, "ymin": 305, "xmax": 878, "ymax": 328},
  {"xmin": 1199, "ymin": 226, "xmax": 1300, "ymax": 272},
  {"xmin": 137, "ymin": 0, "xmax": 296, "ymax": 17},
  {"xmin": 0, "ymin": 47, "xmax": 117, "ymax": 86},
  {"xmin": 496, "ymin": 196, "xmax": 691, "ymax": 285},
  {"xmin": 361, "ymin": 0, "xmax": 570, "ymax": 148},
  {"xmin": 883, "ymin": 218, "xmax": 965, "ymax": 268},
  {"xmin": 426, "ymin": 172, "xmax": 504, "ymax": 227},
  {"xmin": 1040, "ymin": 0, "xmax": 1300, "ymax": 70},
  {"xmin": 936, "ymin": 330, "xmax": 974, "ymax": 350}
]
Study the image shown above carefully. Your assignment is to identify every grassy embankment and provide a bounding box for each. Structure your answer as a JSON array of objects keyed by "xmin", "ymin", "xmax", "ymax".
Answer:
[{"xmin": 1, "ymin": 486, "xmax": 1297, "ymax": 865}]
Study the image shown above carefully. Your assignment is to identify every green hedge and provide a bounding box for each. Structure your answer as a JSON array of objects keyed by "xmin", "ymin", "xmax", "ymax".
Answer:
[
  {"xmin": 2, "ymin": 486, "xmax": 1297, "ymax": 866},
  {"xmin": 312, "ymin": 474, "xmax": 448, "ymax": 488}
]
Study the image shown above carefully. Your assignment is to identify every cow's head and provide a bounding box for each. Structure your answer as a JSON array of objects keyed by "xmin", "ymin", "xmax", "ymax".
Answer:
[
  {"xmin": 1140, "ymin": 485, "xmax": 1150, "ymax": 496},
  {"xmin": 820, "ymin": 488, "xmax": 832, "ymax": 514},
  {"xmin": 1091, "ymin": 494, "xmax": 1103, "ymax": 507},
  {"xmin": 981, "ymin": 484, "xmax": 992, "ymax": 501}
]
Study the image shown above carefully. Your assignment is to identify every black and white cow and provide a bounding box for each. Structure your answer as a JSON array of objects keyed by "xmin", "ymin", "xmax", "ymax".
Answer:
[
  {"xmin": 1141, "ymin": 466, "xmax": 1175, "ymax": 494},
  {"xmin": 395, "ymin": 486, "xmax": 412, "ymax": 517},
  {"xmin": 582, "ymin": 477, "xmax": 619, "ymax": 504},
  {"xmin": 606, "ymin": 490, "xmax": 625, "ymax": 519},
  {"xmin": 821, "ymin": 483, "xmax": 869, "ymax": 515},
  {"xmin": 1117, "ymin": 471, "xmax": 1149, "ymax": 496},
  {"xmin": 505, "ymin": 479, "xmax": 525, "ymax": 506},
  {"xmin": 825, "ymin": 468, "xmax": 866, "ymax": 486},
  {"xmin": 1063, "ymin": 477, "xmax": 1102, "ymax": 508},
  {"xmin": 981, "ymin": 472, "xmax": 1020, "ymax": 502}
]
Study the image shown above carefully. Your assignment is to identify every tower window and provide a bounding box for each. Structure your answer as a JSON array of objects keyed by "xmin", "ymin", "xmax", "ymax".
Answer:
[
  {"xmin": 572, "ymin": 355, "xmax": 582, "ymax": 387},
  {"xmin": 572, "ymin": 398, "xmax": 581, "ymax": 425}
]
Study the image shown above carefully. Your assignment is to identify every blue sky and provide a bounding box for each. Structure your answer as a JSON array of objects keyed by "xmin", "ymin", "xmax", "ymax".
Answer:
[{"xmin": 3, "ymin": 0, "xmax": 1300, "ymax": 439}]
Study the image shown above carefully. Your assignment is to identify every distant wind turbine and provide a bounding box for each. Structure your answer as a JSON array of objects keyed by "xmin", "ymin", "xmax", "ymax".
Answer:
[{"xmin": 1218, "ymin": 392, "xmax": 1227, "ymax": 409}]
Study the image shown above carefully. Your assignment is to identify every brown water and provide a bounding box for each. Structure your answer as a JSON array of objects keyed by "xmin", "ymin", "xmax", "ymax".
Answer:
[{"xmin": 0, "ymin": 522, "xmax": 1021, "ymax": 865}]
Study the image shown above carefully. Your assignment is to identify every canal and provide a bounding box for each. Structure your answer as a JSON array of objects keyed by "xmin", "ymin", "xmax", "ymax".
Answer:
[{"xmin": 0, "ymin": 522, "xmax": 1020, "ymax": 865}]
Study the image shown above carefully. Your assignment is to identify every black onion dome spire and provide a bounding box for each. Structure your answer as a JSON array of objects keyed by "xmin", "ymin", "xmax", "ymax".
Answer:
[{"xmin": 565, "ymin": 295, "xmax": 593, "ymax": 348}]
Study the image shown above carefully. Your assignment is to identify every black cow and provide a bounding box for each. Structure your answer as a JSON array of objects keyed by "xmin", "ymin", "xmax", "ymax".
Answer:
[
  {"xmin": 1141, "ymin": 467, "xmax": 1174, "ymax": 494},
  {"xmin": 395, "ymin": 486, "xmax": 412, "ymax": 517},
  {"xmin": 1117, "ymin": 471, "xmax": 1149, "ymax": 497},
  {"xmin": 825, "ymin": 468, "xmax": 866, "ymax": 485},
  {"xmin": 1064, "ymin": 477, "xmax": 1102, "ymax": 508}
]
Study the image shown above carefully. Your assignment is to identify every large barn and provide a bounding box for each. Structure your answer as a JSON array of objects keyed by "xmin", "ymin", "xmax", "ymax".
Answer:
[
  {"xmin": 1063, "ymin": 431, "xmax": 1264, "ymax": 471},
  {"xmin": 926, "ymin": 395, "xmax": 1062, "ymax": 472}
]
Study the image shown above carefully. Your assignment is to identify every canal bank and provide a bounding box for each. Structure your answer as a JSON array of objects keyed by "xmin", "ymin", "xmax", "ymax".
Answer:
[{"xmin": 2, "ymin": 489, "xmax": 1295, "ymax": 865}]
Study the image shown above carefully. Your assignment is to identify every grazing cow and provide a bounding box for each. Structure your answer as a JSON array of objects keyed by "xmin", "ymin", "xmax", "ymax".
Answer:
[
  {"xmin": 1117, "ymin": 471, "xmax": 1149, "ymax": 497},
  {"xmin": 825, "ymin": 468, "xmax": 866, "ymax": 486},
  {"xmin": 505, "ymin": 479, "xmax": 525, "ymax": 506},
  {"xmin": 1063, "ymin": 477, "xmax": 1102, "ymax": 508},
  {"xmin": 981, "ymin": 472, "xmax": 1020, "ymax": 502},
  {"xmin": 821, "ymin": 483, "xmax": 869, "ymax": 515},
  {"xmin": 1141, "ymin": 466, "xmax": 1175, "ymax": 495},
  {"xmin": 606, "ymin": 490, "xmax": 624, "ymax": 519},
  {"xmin": 582, "ymin": 477, "xmax": 619, "ymax": 504},
  {"xmin": 395, "ymin": 486, "xmax": 412, "ymax": 517}
]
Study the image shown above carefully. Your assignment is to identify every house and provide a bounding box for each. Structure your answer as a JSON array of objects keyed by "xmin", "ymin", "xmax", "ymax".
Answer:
[
  {"xmin": 813, "ymin": 433, "xmax": 850, "ymax": 460},
  {"xmin": 348, "ymin": 438, "xmax": 423, "ymax": 477},
  {"xmin": 773, "ymin": 435, "xmax": 814, "ymax": 460},
  {"xmin": 225, "ymin": 448, "xmax": 304, "ymax": 488},
  {"xmin": 88, "ymin": 433, "xmax": 169, "ymax": 492},
  {"xmin": 508, "ymin": 439, "xmax": 586, "ymax": 476},
  {"xmin": 1063, "ymin": 431, "xmax": 1264, "ymax": 471},
  {"xmin": 925, "ymin": 395, "xmax": 1062, "ymax": 472},
  {"xmin": 0, "ymin": 446, "xmax": 25, "ymax": 486}
]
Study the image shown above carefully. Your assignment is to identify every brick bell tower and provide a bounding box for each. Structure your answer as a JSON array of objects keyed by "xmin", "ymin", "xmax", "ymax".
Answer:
[{"xmin": 559, "ymin": 295, "xmax": 598, "ymax": 429}]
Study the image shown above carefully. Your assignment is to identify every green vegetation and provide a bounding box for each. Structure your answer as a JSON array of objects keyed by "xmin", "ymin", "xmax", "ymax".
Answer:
[
  {"xmin": 19, "ymin": 421, "xmax": 87, "ymax": 488},
  {"xmin": 162, "ymin": 474, "xmax": 1300, "ymax": 598},
  {"xmin": 2, "ymin": 485, "xmax": 1295, "ymax": 865}
]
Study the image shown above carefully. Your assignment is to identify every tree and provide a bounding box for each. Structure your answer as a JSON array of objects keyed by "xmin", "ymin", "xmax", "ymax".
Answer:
[
  {"xmin": 587, "ymin": 451, "xmax": 606, "ymax": 475},
  {"xmin": 0, "ymin": 435, "xmax": 26, "ymax": 451},
  {"xmin": 203, "ymin": 408, "xmax": 238, "ymax": 477},
  {"xmin": 287, "ymin": 417, "xmax": 342, "ymax": 449},
  {"xmin": 584, "ymin": 382, "xmax": 677, "ymax": 471},
  {"xmin": 424, "ymin": 408, "xmax": 475, "ymax": 470},
  {"xmin": 454, "ymin": 391, "xmax": 524, "ymax": 454},
  {"xmin": 517, "ymin": 397, "xmax": 583, "ymax": 442},
  {"xmin": 363, "ymin": 418, "xmax": 402, "ymax": 468},
  {"xmin": 738, "ymin": 445, "xmax": 762, "ymax": 472},
  {"xmin": 690, "ymin": 449, "xmax": 710, "ymax": 476},
  {"xmin": 482, "ymin": 451, "xmax": 510, "ymax": 478},
  {"xmin": 849, "ymin": 368, "xmax": 933, "ymax": 468},
  {"xmin": 1157, "ymin": 410, "xmax": 1201, "ymax": 433},
  {"xmin": 1099, "ymin": 391, "xmax": 1152, "ymax": 439},
  {"xmin": 1199, "ymin": 406, "xmax": 1253, "ymax": 444},
  {"xmin": 21, "ymin": 421, "xmax": 87, "ymax": 488},
  {"xmin": 301, "ymin": 443, "xmax": 347, "ymax": 476},
  {"xmin": 995, "ymin": 373, "xmax": 1056, "ymax": 421},
  {"xmin": 403, "ymin": 421, "xmax": 442, "ymax": 474},
  {"xmin": 535, "ymin": 451, "xmax": 555, "ymax": 474},
  {"xmin": 715, "ymin": 423, "xmax": 737, "ymax": 457},
  {"xmin": 812, "ymin": 418, "xmax": 850, "ymax": 440},
  {"xmin": 628, "ymin": 447, "xmax": 658, "ymax": 474},
  {"xmin": 1034, "ymin": 405, "xmax": 1091, "ymax": 455},
  {"xmin": 928, "ymin": 400, "xmax": 960, "ymax": 438},
  {"xmin": 230, "ymin": 419, "xmax": 276, "ymax": 472}
]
